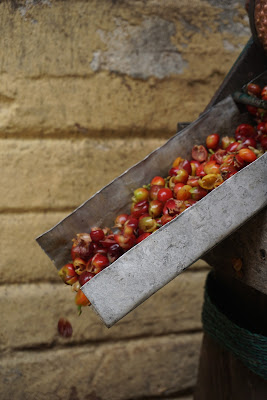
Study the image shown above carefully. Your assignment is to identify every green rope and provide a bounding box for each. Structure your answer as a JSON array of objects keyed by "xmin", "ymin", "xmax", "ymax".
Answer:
[{"xmin": 202, "ymin": 272, "xmax": 267, "ymax": 380}]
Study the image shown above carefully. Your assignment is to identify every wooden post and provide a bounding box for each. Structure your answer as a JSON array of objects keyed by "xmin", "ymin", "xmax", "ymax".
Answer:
[
  {"xmin": 195, "ymin": 333, "xmax": 267, "ymax": 399},
  {"xmin": 194, "ymin": 207, "xmax": 267, "ymax": 399}
]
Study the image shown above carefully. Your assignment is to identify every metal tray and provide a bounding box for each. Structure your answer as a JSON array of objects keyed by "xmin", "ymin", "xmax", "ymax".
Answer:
[{"xmin": 36, "ymin": 96, "xmax": 267, "ymax": 327}]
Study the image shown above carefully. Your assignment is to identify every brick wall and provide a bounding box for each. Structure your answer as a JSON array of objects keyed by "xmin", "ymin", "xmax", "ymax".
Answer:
[{"xmin": 0, "ymin": 1, "xmax": 249, "ymax": 399}]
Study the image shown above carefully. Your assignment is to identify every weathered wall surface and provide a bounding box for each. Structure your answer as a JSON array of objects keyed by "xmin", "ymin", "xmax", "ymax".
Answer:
[{"xmin": 0, "ymin": 1, "xmax": 249, "ymax": 399}]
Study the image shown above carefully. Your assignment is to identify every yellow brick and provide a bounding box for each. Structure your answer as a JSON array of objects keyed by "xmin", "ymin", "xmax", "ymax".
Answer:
[
  {"xmin": 0, "ymin": 271, "xmax": 207, "ymax": 350},
  {"xmin": 0, "ymin": 1, "xmax": 249, "ymax": 136},
  {"xmin": 0, "ymin": 333, "xmax": 202, "ymax": 400},
  {"xmin": 0, "ymin": 138, "xmax": 165, "ymax": 209},
  {"xmin": 0, "ymin": 212, "xmax": 67, "ymax": 283}
]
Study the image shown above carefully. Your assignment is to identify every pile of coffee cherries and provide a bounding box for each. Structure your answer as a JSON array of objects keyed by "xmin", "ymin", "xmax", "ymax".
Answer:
[{"xmin": 58, "ymin": 91, "xmax": 267, "ymax": 314}]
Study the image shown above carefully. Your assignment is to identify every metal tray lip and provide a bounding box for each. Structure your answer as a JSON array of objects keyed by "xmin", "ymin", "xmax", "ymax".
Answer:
[{"xmin": 80, "ymin": 151, "xmax": 267, "ymax": 293}]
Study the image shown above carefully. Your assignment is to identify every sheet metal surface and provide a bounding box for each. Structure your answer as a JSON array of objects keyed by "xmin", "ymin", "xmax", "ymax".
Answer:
[
  {"xmin": 83, "ymin": 154, "xmax": 266, "ymax": 327},
  {"xmin": 36, "ymin": 96, "xmax": 267, "ymax": 327}
]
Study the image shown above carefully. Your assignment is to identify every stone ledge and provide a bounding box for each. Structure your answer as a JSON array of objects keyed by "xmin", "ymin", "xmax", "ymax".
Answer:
[
  {"xmin": 0, "ymin": 212, "xmax": 68, "ymax": 283},
  {"xmin": 0, "ymin": 271, "xmax": 207, "ymax": 350},
  {"xmin": 0, "ymin": 333, "xmax": 202, "ymax": 400}
]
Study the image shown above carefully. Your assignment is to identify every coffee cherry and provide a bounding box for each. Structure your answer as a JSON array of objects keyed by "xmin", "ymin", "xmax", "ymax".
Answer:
[
  {"xmin": 221, "ymin": 136, "xmax": 235, "ymax": 150},
  {"xmin": 172, "ymin": 156, "xmax": 184, "ymax": 167},
  {"xmin": 173, "ymin": 168, "xmax": 189, "ymax": 184},
  {"xmin": 240, "ymin": 137, "xmax": 257, "ymax": 149},
  {"xmin": 125, "ymin": 217, "xmax": 139, "ymax": 230},
  {"xmin": 257, "ymin": 109, "xmax": 267, "ymax": 122},
  {"xmin": 157, "ymin": 187, "xmax": 173, "ymax": 202},
  {"xmin": 149, "ymin": 184, "xmax": 162, "ymax": 200},
  {"xmin": 190, "ymin": 160, "xmax": 200, "ymax": 176},
  {"xmin": 58, "ymin": 263, "xmax": 78, "ymax": 285},
  {"xmin": 136, "ymin": 232, "xmax": 151, "ymax": 243},
  {"xmin": 168, "ymin": 166, "xmax": 180, "ymax": 177},
  {"xmin": 198, "ymin": 174, "xmax": 223, "ymax": 190},
  {"xmin": 257, "ymin": 122, "xmax": 267, "ymax": 135},
  {"xmin": 247, "ymin": 83, "xmax": 261, "ymax": 97},
  {"xmin": 220, "ymin": 164, "xmax": 238, "ymax": 180},
  {"xmin": 73, "ymin": 257, "xmax": 87, "ymax": 275},
  {"xmin": 206, "ymin": 133, "xmax": 220, "ymax": 150},
  {"xmin": 261, "ymin": 86, "xmax": 267, "ymax": 99},
  {"xmin": 149, "ymin": 200, "xmax": 164, "ymax": 218},
  {"xmin": 161, "ymin": 214, "xmax": 174, "ymax": 225},
  {"xmin": 175, "ymin": 184, "xmax": 192, "ymax": 201},
  {"xmin": 151, "ymin": 176, "xmax": 165, "ymax": 186},
  {"xmin": 168, "ymin": 176, "xmax": 177, "ymax": 190},
  {"xmin": 58, "ymin": 318, "xmax": 73, "ymax": 338},
  {"xmin": 196, "ymin": 163, "xmax": 206, "ymax": 177},
  {"xmin": 114, "ymin": 233, "xmax": 136, "ymax": 250},
  {"xmin": 94, "ymin": 246, "xmax": 108, "ymax": 256},
  {"xmin": 192, "ymin": 145, "xmax": 208, "ymax": 162},
  {"xmin": 90, "ymin": 228, "xmax": 105, "ymax": 242},
  {"xmin": 133, "ymin": 187, "xmax": 149, "ymax": 202},
  {"xmin": 71, "ymin": 243, "xmax": 92, "ymax": 261},
  {"xmin": 138, "ymin": 216, "xmax": 157, "ymax": 233},
  {"xmin": 163, "ymin": 198, "xmax": 186, "ymax": 216},
  {"xmin": 131, "ymin": 200, "xmax": 149, "ymax": 218},
  {"xmin": 189, "ymin": 186, "xmax": 208, "ymax": 201},
  {"xmin": 246, "ymin": 105, "xmax": 258, "ymax": 116},
  {"xmin": 173, "ymin": 183, "xmax": 184, "ymax": 197},
  {"xmin": 225, "ymin": 142, "xmax": 240, "ymax": 152},
  {"xmin": 204, "ymin": 160, "xmax": 220, "ymax": 175},
  {"xmin": 214, "ymin": 149, "xmax": 227, "ymax": 164},
  {"xmin": 79, "ymin": 271, "xmax": 95, "ymax": 286},
  {"xmin": 184, "ymin": 199, "xmax": 196, "ymax": 208},
  {"xmin": 238, "ymin": 148, "xmax": 257, "ymax": 163},
  {"xmin": 123, "ymin": 224, "xmax": 135, "ymax": 237},
  {"xmin": 179, "ymin": 160, "xmax": 192, "ymax": 175},
  {"xmin": 71, "ymin": 280, "xmax": 81, "ymax": 292},
  {"xmin": 91, "ymin": 253, "xmax": 109, "ymax": 273},
  {"xmin": 223, "ymin": 154, "xmax": 245, "ymax": 170},
  {"xmin": 75, "ymin": 289, "xmax": 90, "ymax": 307},
  {"xmin": 186, "ymin": 176, "xmax": 199, "ymax": 187},
  {"xmin": 235, "ymin": 124, "xmax": 256, "ymax": 140},
  {"xmin": 99, "ymin": 235, "xmax": 116, "ymax": 248},
  {"xmin": 107, "ymin": 243, "xmax": 123, "ymax": 263},
  {"xmin": 114, "ymin": 213, "xmax": 129, "ymax": 228}
]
